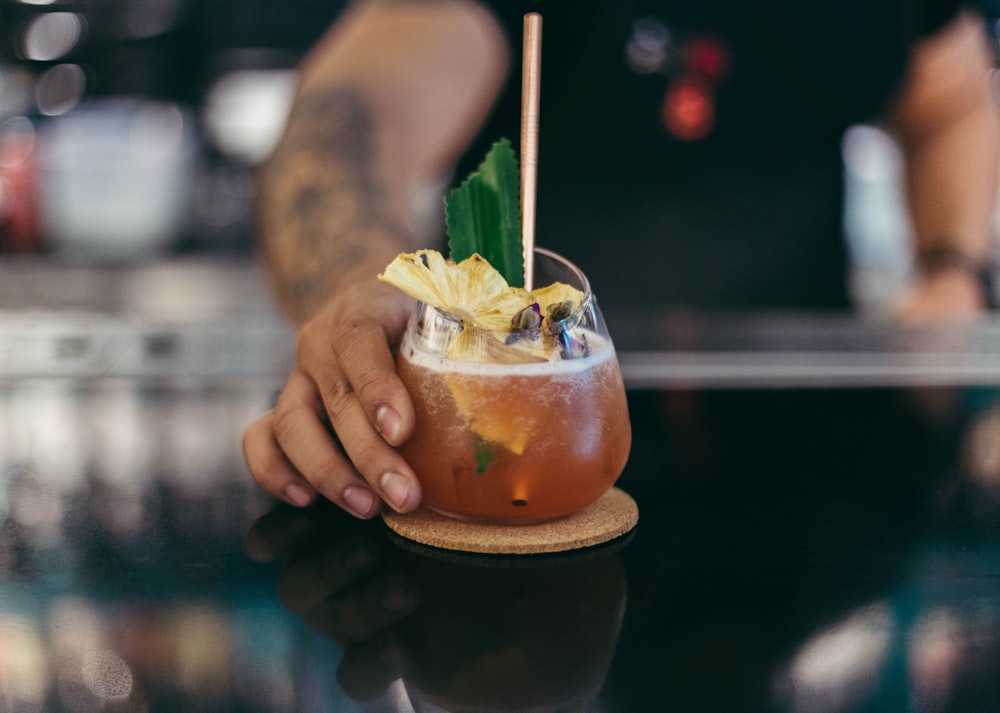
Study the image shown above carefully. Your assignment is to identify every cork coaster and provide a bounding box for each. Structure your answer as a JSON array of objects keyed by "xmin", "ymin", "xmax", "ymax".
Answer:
[{"xmin": 381, "ymin": 487, "xmax": 638, "ymax": 555}]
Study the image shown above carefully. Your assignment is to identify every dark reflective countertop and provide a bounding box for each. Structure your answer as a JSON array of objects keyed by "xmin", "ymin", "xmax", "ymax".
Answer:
[{"xmin": 2, "ymin": 259, "xmax": 1000, "ymax": 712}]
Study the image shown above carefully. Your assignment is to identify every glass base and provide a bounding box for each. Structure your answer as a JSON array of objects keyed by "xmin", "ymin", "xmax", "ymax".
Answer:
[{"xmin": 423, "ymin": 504, "xmax": 567, "ymax": 526}]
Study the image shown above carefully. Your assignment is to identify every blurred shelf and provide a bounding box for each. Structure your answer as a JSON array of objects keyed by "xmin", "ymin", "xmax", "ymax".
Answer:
[
  {"xmin": 5, "ymin": 256, "xmax": 1000, "ymax": 388},
  {"xmin": 0, "ymin": 253, "xmax": 278, "ymax": 317},
  {"xmin": 0, "ymin": 254, "xmax": 294, "ymax": 381},
  {"xmin": 608, "ymin": 309, "xmax": 1000, "ymax": 388}
]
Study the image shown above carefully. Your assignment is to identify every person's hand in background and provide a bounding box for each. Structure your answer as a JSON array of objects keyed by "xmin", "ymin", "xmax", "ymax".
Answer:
[{"xmin": 888, "ymin": 11, "xmax": 1000, "ymax": 322}]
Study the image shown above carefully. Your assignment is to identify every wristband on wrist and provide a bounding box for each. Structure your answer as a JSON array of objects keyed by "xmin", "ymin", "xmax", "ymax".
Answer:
[{"xmin": 916, "ymin": 244, "xmax": 997, "ymax": 309}]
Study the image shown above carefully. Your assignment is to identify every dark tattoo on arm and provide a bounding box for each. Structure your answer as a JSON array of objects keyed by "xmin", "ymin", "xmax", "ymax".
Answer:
[{"xmin": 260, "ymin": 87, "xmax": 407, "ymax": 320}]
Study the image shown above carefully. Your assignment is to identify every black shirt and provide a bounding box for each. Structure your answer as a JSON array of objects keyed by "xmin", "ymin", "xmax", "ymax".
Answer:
[{"xmin": 462, "ymin": 0, "xmax": 967, "ymax": 312}]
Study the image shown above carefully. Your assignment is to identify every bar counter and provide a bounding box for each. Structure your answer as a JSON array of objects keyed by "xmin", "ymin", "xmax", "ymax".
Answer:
[{"xmin": 1, "ymin": 257, "xmax": 999, "ymax": 712}]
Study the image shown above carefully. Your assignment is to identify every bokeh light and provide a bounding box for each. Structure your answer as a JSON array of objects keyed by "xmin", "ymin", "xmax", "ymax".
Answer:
[
  {"xmin": 19, "ymin": 12, "xmax": 85, "ymax": 62},
  {"xmin": 626, "ymin": 16, "xmax": 669, "ymax": 74},
  {"xmin": 35, "ymin": 63, "xmax": 87, "ymax": 116},
  {"xmin": 81, "ymin": 649, "xmax": 134, "ymax": 701}
]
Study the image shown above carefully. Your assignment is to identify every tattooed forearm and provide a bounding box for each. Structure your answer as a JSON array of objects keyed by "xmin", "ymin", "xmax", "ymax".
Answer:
[{"xmin": 260, "ymin": 86, "xmax": 409, "ymax": 322}]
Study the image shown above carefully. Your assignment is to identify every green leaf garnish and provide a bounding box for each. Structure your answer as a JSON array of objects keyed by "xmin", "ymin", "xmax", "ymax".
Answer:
[
  {"xmin": 445, "ymin": 138, "xmax": 524, "ymax": 288},
  {"xmin": 474, "ymin": 437, "xmax": 495, "ymax": 474}
]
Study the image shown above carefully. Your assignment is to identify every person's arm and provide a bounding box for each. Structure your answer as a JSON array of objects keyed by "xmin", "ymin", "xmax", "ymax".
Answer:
[
  {"xmin": 886, "ymin": 9, "xmax": 1000, "ymax": 319},
  {"xmin": 260, "ymin": 0, "xmax": 509, "ymax": 322},
  {"xmin": 244, "ymin": 0, "xmax": 510, "ymax": 517}
]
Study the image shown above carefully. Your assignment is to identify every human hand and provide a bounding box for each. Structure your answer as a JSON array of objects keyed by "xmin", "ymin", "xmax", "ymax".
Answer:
[
  {"xmin": 893, "ymin": 266, "xmax": 987, "ymax": 322},
  {"xmin": 246, "ymin": 501, "xmax": 629, "ymax": 709},
  {"xmin": 243, "ymin": 278, "xmax": 422, "ymax": 518},
  {"xmin": 245, "ymin": 502, "xmax": 418, "ymax": 700}
]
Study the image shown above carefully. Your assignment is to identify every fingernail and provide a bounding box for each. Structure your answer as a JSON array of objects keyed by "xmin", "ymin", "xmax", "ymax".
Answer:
[
  {"xmin": 380, "ymin": 471, "xmax": 416, "ymax": 512},
  {"xmin": 285, "ymin": 483, "xmax": 314, "ymax": 508},
  {"xmin": 375, "ymin": 405, "xmax": 402, "ymax": 444},
  {"xmin": 342, "ymin": 486, "xmax": 377, "ymax": 519}
]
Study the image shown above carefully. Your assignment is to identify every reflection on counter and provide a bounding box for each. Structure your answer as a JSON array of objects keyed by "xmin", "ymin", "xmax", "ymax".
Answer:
[
  {"xmin": 246, "ymin": 501, "xmax": 629, "ymax": 712},
  {"xmin": 1, "ymin": 377, "xmax": 1000, "ymax": 711},
  {"xmin": 607, "ymin": 387, "xmax": 1000, "ymax": 712},
  {"xmin": 3, "ymin": 309, "xmax": 1000, "ymax": 712},
  {"xmin": 0, "ymin": 377, "xmax": 298, "ymax": 713},
  {"xmin": 0, "ymin": 597, "xmax": 298, "ymax": 713}
]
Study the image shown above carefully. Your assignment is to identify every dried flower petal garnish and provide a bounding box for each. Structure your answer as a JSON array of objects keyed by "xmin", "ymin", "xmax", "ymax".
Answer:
[
  {"xmin": 545, "ymin": 300, "xmax": 574, "ymax": 323},
  {"xmin": 511, "ymin": 303, "xmax": 542, "ymax": 330}
]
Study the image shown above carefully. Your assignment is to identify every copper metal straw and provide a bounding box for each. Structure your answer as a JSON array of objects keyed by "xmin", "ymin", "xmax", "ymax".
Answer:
[{"xmin": 521, "ymin": 12, "xmax": 542, "ymax": 291}]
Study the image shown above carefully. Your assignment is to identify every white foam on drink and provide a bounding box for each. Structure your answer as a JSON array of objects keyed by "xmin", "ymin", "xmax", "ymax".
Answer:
[{"xmin": 401, "ymin": 329, "xmax": 616, "ymax": 376}]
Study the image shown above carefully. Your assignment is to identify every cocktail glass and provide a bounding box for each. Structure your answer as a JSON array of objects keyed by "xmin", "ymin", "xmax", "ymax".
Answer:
[{"xmin": 396, "ymin": 247, "xmax": 631, "ymax": 524}]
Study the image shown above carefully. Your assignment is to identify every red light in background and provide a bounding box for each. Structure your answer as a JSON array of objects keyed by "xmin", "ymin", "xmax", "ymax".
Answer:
[
  {"xmin": 662, "ymin": 76, "xmax": 714, "ymax": 141},
  {"xmin": 683, "ymin": 35, "xmax": 730, "ymax": 82}
]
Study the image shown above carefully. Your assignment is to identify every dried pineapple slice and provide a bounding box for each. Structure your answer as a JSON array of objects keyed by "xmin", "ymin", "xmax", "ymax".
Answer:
[
  {"xmin": 448, "ymin": 325, "xmax": 549, "ymax": 363},
  {"xmin": 378, "ymin": 250, "xmax": 528, "ymax": 331},
  {"xmin": 529, "ymin": 282, "xmax": 585, "ymax": 320},
  {"xmin": 379, "ymin": 248, "xmax": 586, "ymax": 364}
]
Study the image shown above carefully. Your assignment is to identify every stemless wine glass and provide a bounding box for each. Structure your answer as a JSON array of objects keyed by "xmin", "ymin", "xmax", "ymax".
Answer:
[{"xmin": 396, "ymin": 247, "xmax": 631, "ymax": 524}]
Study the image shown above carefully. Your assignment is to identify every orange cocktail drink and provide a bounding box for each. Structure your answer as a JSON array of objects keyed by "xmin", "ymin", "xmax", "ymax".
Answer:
[{"xmin": 394, "ymin": 247, "xmax": 631, "ymax": 523}]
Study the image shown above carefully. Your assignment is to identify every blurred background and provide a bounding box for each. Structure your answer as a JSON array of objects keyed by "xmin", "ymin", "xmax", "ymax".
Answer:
[
  {"xmin": 0, "ymin": 0, "xmax": 998, "ymax": 312},
  {"xmin": 2, "ymin": 4, "xmax": 1000, "ymax": 712},
  {"xmin": 0, "ymin": 0, "xmax": 348, "ymax": 260},
  {"xmin": 0, "ymin": 7, "xmax": 352, "ymax": 708}
]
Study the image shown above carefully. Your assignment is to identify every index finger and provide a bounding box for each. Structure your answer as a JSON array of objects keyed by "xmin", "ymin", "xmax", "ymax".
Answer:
[
  {"xmin": 340, "ymin": 320, "xmax": 415, "ymax": 446},
  {"xmin": 299, "ymin": 308, "xmax": 415, "ymax": 447}
]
